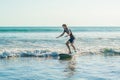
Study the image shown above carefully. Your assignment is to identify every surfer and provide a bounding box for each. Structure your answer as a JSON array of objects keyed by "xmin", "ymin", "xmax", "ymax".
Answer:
[{"xmin": 56, "ymin": 24, "xmax": 76, "ymax": 54}]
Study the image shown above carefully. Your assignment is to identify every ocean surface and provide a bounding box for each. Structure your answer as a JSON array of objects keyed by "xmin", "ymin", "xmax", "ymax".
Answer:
[{"xmin": 0, "ymin": 26, "xmax": 120, "ymax": 80}]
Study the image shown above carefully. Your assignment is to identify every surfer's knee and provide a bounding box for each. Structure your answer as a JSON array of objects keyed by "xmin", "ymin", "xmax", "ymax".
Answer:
[
  {"xmin": 66, "ymin": 42, "xmax": 68, "ymax": 46},
  {"xmin": 66, "ymin": 42, "xmax": 69, "ymax": 46}
]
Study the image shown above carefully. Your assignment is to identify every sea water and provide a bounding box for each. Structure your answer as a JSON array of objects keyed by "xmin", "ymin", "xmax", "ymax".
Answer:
[{"xmin": 0, "ymin": 26, "xmax": 120, "ymax": 80}]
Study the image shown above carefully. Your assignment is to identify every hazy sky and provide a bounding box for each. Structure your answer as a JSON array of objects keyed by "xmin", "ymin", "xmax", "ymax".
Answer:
[{"xmin": 0, "ymin": 0, "xmax": 120, "ymax": 26}]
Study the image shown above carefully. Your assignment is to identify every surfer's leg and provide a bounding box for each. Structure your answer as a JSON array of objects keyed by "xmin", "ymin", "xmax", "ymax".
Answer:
[
  {"xmin": 66, "ymin": 41, "xmax": 71, "ymax": 54},
  {"xmin": 69, "ymin": 38, "xmax": 76, "ymax": 52},
  {"xmin": 71, "ymin": 43, "xmax": 76, "ymax": 52}
]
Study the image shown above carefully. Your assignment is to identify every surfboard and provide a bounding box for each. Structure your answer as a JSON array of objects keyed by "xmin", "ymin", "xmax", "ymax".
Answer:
[{"xmin": 59, "ymin": 54, "xmax": 72, "ymax": 60}]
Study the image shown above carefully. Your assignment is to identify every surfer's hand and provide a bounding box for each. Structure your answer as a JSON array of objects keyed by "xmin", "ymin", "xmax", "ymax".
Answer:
[{"xmin": 56, "ymin": 36, "xmax": 59, "ymax": 38}]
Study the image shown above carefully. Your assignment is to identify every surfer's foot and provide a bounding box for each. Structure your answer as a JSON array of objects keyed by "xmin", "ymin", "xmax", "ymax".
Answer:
[{"xmin": 69, "ymin": 51, "xmax": 72, "ymax": 54}]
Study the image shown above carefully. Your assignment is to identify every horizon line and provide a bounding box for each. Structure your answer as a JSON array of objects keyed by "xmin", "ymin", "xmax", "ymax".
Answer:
[{"xmin": 0, "ymin": 25, "xmax": 120, "ymax": 27}]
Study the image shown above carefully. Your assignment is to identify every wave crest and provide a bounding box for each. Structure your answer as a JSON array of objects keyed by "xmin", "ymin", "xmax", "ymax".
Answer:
[
  {"xmin": 100, "ymin": 48, "xmax": 120, "ymax": 56},
  {"xmin": 0, "ymin": 49, "xmax": 59, "ymax": 58},
  {"xmin": 0, "ymin": 48, "xmax": 120, "ymax": 59}
]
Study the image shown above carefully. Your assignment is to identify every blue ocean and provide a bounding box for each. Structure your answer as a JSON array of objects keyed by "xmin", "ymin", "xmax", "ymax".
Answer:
[{"xmin": 0, "ymin": 26, "xmax": 120, "ymax": 80}]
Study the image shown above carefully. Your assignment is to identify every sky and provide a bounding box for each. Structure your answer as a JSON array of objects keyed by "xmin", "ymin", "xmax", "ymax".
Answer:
[{"xmin": 0, "ymin": 0, "xmax": 120, "ymax": 26}]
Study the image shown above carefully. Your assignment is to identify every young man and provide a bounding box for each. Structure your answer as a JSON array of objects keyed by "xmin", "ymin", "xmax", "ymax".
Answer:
[{"xmin": 56, "ymin": 24, "xmax": 76, "ymax": 54}]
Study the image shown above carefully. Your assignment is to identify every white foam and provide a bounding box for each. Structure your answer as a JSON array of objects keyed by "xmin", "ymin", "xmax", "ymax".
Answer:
[{"xmin": 0, "ymin": 49, "xmax": 59, "ymax": 58}]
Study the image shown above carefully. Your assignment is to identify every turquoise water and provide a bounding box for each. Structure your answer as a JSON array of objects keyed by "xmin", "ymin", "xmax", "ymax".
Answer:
[
  {"xmin": 0, "ymin": 56, "xmax": 120, "ymax": 80},
  {"xmin": 0, "ymin": 26, "xmax": 120, "ymax": 80},
  {"xmin": 0, "ymin": 27, "xmax": 120, "ymax": 32}
]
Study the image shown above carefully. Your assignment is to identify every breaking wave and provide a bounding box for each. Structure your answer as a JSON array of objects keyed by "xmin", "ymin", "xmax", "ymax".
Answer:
[
  {"xmin": 0, "ymin": 48, "xmax": 120, "ymax": 59},
  {"xmin": 0, "ymin": 49, "xmax": 59, "ymax": 58}
]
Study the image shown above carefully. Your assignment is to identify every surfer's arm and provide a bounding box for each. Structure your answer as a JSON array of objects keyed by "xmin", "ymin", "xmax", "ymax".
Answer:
[{"xmin": 56, "ymin": 31, "xmax": 65, "ymax": 38}]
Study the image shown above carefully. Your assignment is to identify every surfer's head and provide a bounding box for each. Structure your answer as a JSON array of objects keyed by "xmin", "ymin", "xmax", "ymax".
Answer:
[{"xmin": 62, "ymin": 24, "xmax": 67, "ymax": 29}]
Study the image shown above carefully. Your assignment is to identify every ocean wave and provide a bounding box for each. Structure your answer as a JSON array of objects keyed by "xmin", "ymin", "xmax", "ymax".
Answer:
[
  {"xmin": 0, "ymin": 49, "xmax": 59, "ymax": 58},
  {"xmin": 0, "ymin": 48, "xmax": 120, "ymax": 59},
  {"xmin": 79, "ymin": 48, "xmax": 120, "ymax": 56},
  {"xmin": 100, "ymin": 48, "xmax": 120, "ymax": 56}
]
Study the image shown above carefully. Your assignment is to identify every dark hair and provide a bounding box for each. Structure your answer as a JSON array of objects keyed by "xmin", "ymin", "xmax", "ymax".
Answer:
[{"xmin": 62, "ymin": 24, "xmax": 67, "ymax": 27}]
